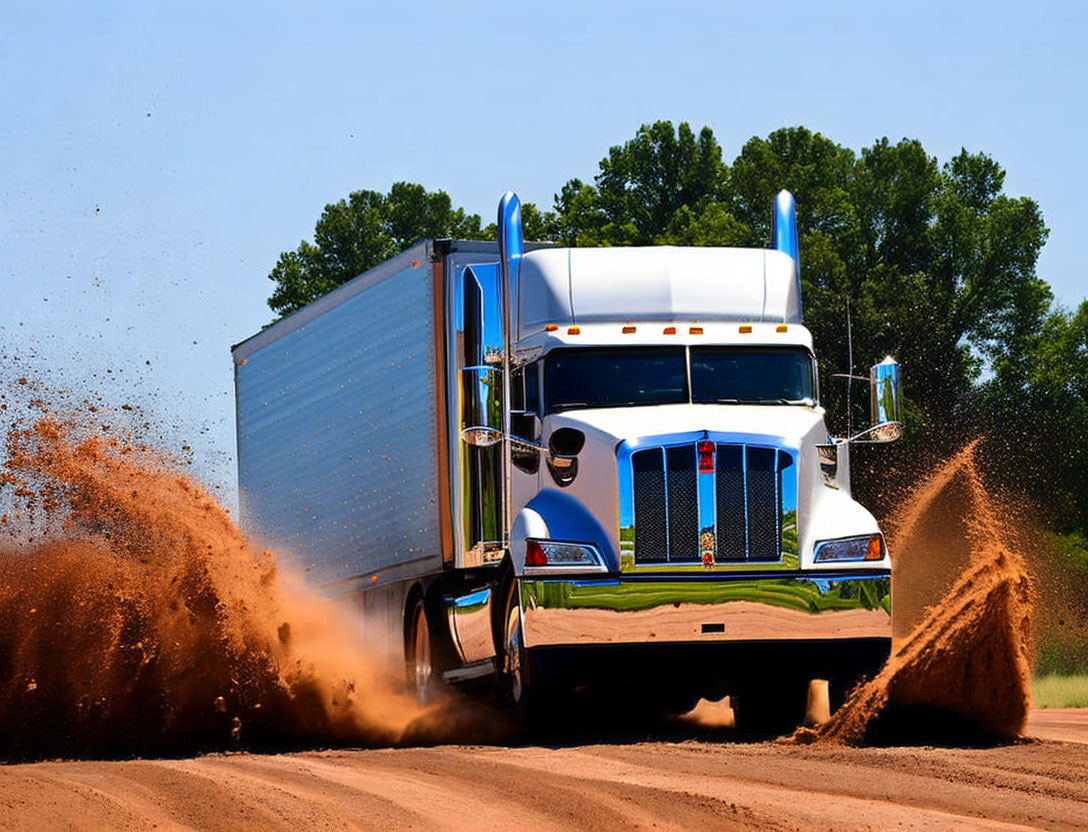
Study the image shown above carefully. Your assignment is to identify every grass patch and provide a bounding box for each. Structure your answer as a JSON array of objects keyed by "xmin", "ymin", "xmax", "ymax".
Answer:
[{"xmin": 1033, "ymin": 674, "xmax": 1088, "ymax": 708}]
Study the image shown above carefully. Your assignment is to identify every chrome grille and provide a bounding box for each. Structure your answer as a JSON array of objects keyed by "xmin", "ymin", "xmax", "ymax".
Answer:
[{"xmin": 629, "ymin": 442, "xmax": 793, "ymax": 564}]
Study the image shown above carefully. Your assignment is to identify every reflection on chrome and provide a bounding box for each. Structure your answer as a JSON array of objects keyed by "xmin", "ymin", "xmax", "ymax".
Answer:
[
  {"xmin": 446, "ymin": 587, "xmax": 496, "ymax": 664},
  {"xmin": 870, "ymin": 356, "xmax": 901, "ymax": 426},
  {"xmin": 461, "ymin": 365, "xmax": 504, "ymax": 562},
  {"xmin": 817, "ymin": 442, "xmax": 839, "ymax": 488},
  {"xmin": 519, "ymin": 573, "xmax": 891, "ymax": 648}
]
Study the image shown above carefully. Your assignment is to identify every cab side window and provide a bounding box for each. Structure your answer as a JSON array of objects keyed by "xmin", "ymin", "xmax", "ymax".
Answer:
[{"xmin": 511, "ymin": 362, "xmax": 540, "ymax": 474}]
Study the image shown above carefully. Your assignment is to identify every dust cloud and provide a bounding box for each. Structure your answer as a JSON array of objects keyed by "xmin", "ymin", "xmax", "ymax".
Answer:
[
  {"xmin": 0, "ymin": 412, "xmax": 423, "ymax": 760},
  {"xmin": 798, "ymin": 441, "xmax": 1034, "ymax": 745}
]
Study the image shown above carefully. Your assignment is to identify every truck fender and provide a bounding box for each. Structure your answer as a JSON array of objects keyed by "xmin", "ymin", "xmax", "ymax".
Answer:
[
  {"xmin": 509, "ymin": 508, "xmax": 549, "ymax": 576},
  {"xmin": 510, "ymin": 490, "xmax": 620, "ymax": 575}
]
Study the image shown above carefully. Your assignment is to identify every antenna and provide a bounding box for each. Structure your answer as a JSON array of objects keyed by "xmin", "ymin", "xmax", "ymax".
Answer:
[
  {"xmin": 846, "ymin": 297, "xmax": 853, "ymax": 439},
  {"xmin": 831, "ymin": 296, "xmax": 865, "ymax": 440}
]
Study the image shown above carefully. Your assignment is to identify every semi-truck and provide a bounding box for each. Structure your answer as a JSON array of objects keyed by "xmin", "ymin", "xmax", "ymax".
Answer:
[{"xmin": 232, "ymin": 190, "xmax": 902, "ymax": 729}]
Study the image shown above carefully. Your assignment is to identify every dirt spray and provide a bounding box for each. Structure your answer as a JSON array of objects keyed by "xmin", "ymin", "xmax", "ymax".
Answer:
[
  {"xmin": 801, "ymin": 441, "xmax": 1034, "ymax": 745},
  {"xmin": 0, "ymin": 414, "xmax": 423, "ymax": 759}
]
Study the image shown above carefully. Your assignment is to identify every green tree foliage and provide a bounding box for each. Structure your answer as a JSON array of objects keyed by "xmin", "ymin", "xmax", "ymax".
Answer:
[
  {"xmin": 548, "ymin": 121, "xmax": 732, "ymax": 246},
  {"xmin": 267, "ymin": 182, "xmax": 491, "ymax": 317},
  {"xmin": 268, "ymin": 183, "xmax": 558, "ymax": 318},
  {"xmin": 982, "ymin": 300, "xmax": 1088, "ymax": 530}
]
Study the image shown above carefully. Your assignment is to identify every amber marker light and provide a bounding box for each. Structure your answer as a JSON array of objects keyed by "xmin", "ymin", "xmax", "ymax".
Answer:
[
  {"xmin": 689, "ymin": 326, "xmax": 704, "ymax": 335},
  {"xmin": 865, "ymin": 536, "xmax": 884, "ymax": 560},
  {"xmin": 622, "ymin": 325, "xmax": 636, "ymax": 334},
  {"xmin": 663, "ymin": 326, "xmax": 677, "ymax": 335},
  {"xmin": 568, "ymin": 326, "xmax": 581, "ymax": 335},
  {"xmin": 739, "ymin": 325, "xmax": 753, "ymax": 334},
  {"xmin": 411, "ymin": 260, "xmax": 421, "ymax": 268},
  {"xmin": 545, "ymin": 324, "xmax": 559, "ymax": 332},
  {"xmin": 776, "ymin": 324, "xmax": 788, "ymax": 333}
]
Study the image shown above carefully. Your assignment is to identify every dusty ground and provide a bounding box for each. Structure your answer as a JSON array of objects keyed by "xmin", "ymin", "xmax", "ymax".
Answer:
[{"xmin": 0, "ymin": 709, "xmax": 1085, "ymax": 831}]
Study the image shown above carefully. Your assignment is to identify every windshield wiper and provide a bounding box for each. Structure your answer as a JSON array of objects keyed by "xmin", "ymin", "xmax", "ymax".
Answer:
[
  {"xmin": 746, "ymin": 397, "xmax": 815, "ymax": 406},
  {"xmin": 710, "ymin": 397, "xmax": 814, "ymax": 406}
]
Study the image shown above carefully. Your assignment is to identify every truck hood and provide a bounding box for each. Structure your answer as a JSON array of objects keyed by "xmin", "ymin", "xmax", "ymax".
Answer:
[{"xmin": 545, "ymin": 403, "xmax": 826, "ymax": 449}]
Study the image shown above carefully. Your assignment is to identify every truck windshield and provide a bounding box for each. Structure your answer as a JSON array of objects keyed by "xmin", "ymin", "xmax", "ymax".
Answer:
[
  {"xmin": 545, "ymin": 347, "xmax": 687, "ymax": 412},
  {"xmin": 544, "ymin": 346, "xmax": 815, "ymax": 413},
  {"xmin": 690, "ymin": 347, "xmax": 814, "ymax": 404}
]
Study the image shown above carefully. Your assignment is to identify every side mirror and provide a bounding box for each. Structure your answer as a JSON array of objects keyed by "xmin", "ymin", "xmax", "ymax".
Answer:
[{"xmin": 857, "ymin": 356, "xmax": 902, "ymax": 443}]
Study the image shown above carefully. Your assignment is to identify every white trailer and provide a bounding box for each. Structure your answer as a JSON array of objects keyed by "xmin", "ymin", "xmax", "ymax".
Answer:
[{"xmin": 233, "ymin": 191, "xmax": 901, "ymax": 729}]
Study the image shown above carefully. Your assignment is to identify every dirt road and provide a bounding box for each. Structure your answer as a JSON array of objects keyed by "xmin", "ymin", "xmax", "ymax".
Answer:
[{"xmin": 1, "ymin": 710, "xmax": 1085, "ymax": 831}]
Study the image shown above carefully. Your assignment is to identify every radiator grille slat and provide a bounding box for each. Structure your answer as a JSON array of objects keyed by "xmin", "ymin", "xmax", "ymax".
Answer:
[
  {"xmin": 632, "ymin": 449, "xmax": 667, "ymax": 562},
  {"xmin": 665, "ymin": 445, "xmax": 699, "ymax": 561},
  {"xmin": 715, "ymin": 445, "xmax": 746, "ymax": 561},
  {"xmin": 746, "ymin": 446, "xmax": 780, "ymax": 561}
]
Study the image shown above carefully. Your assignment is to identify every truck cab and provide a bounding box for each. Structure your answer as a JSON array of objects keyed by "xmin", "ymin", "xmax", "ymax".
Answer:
[{"xmin": 455, "ymin": 193, "xmax": 899, "ymax": 725}]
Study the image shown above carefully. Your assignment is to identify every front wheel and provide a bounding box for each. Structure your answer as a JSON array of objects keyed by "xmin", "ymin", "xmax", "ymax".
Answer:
[
  {"xmin": 501, "ymin": 581, "xmax": 540, "ymax": 720},
  {"xmin": 407, "ymin": 598, "xmax": 440, "ymax": 707}
]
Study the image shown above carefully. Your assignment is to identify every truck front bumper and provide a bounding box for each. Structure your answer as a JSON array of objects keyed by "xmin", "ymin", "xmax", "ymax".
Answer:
[{"xmin": 518, "ymin": 570, "xmax": 891, "ymax": 648}]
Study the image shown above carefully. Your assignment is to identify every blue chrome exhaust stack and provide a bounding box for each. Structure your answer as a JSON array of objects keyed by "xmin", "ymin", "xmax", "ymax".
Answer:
[
  {"xmin": 771, "ymin": 189, "xmax": 802, "ymax": 321},
  {"xmin": 496, "ymin": 191, "xmax": 524, "ymax": 549},
  {"xmin": 498, "ymin": 191, "xmax": 524, "ymax": 342}
]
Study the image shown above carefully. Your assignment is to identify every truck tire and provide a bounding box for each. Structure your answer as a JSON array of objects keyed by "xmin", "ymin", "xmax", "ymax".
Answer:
[
  {"xmin": 407, "ymin": 598, "xmax": 439, "ymax": 707},
  {"xmin": 501, "ymin": 581, "xmax": 538, "ymax": 721}
]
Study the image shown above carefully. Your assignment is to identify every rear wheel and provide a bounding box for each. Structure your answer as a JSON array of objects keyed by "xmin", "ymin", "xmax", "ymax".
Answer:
[{"xmin": 407, "ymin": 598, "xmax": 438, "ymax": 707}]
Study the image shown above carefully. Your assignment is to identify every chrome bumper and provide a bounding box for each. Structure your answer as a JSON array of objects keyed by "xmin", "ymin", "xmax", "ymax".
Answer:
[{"xmin": 518, "ymin": 570, "xmax": 891, "ymax": 648}]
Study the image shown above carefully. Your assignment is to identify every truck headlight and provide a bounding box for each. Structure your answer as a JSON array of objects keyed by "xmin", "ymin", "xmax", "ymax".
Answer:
[
  {"xmin": 813, "ymin": 534, "xmax": 885, "ymax": 563},
  {"xmin": 524, "ymin": 539, "xmax": 607, "ymax": 573}
]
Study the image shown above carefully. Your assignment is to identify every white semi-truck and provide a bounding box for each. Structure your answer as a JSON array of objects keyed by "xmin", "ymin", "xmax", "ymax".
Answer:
[{"xmin": 233, "ymin": 190, "xmax": 901, "ymax": 729}]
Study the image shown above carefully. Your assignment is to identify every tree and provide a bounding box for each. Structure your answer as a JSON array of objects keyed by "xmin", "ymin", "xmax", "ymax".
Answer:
[
  {"xmin": 719, "ymin": 130, "xmax": 1051, "ymax": 446},
  {"xmin": 267, "ymin": 183, "xmax": 563, "ymax": 318},
  {"xmin": 481, "ymin": 200, "xmax": 558, "ymax": 244},
  {"xmin": 981, "ymin": 301, "xmax": 1088, "ymax": 530},
  {"xmin": 552, "ymin": 121, "xmax": 731, "ymax": 246},
  {"xmin": 267, "ymin": 182, "xmax": 489, "ymax": 317}
]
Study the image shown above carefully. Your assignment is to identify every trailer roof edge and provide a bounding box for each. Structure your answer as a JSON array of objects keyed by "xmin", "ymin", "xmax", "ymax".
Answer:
[{"xmin": 232, "ymin": 240, "xmax": 437, "ymax": 362}]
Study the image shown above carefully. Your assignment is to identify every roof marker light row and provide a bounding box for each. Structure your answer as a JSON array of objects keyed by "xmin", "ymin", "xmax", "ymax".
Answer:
[{"xmin": 540, "ymin": 323, "xmax": 789, "ymax": 336}]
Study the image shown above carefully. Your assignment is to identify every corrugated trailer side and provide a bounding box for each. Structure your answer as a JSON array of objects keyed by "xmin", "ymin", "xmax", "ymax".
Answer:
[{"xmin": 232, "ymin": 242, "xmax": 443, "ymax": 593}]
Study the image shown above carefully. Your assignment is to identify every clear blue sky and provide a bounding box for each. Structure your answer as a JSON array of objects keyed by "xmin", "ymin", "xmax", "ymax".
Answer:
[{"xmin": 3, "ymin": 1, "xmax": 1085, "ymax": 503}]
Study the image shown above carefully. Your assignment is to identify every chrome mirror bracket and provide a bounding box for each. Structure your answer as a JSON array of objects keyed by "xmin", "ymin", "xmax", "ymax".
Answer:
[
  {"xmin": 845, "ymin": 422, "xmax": 902, "ymax": 444},
  {"xmin": 461, "ymin": 426, "xmax": 548, "ymax": 453}
]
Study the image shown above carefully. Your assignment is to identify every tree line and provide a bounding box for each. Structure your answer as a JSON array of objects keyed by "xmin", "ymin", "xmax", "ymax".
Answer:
[{"xmin": 265, "ymin": 121, "xmax": 1088, "ymax": 550}]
